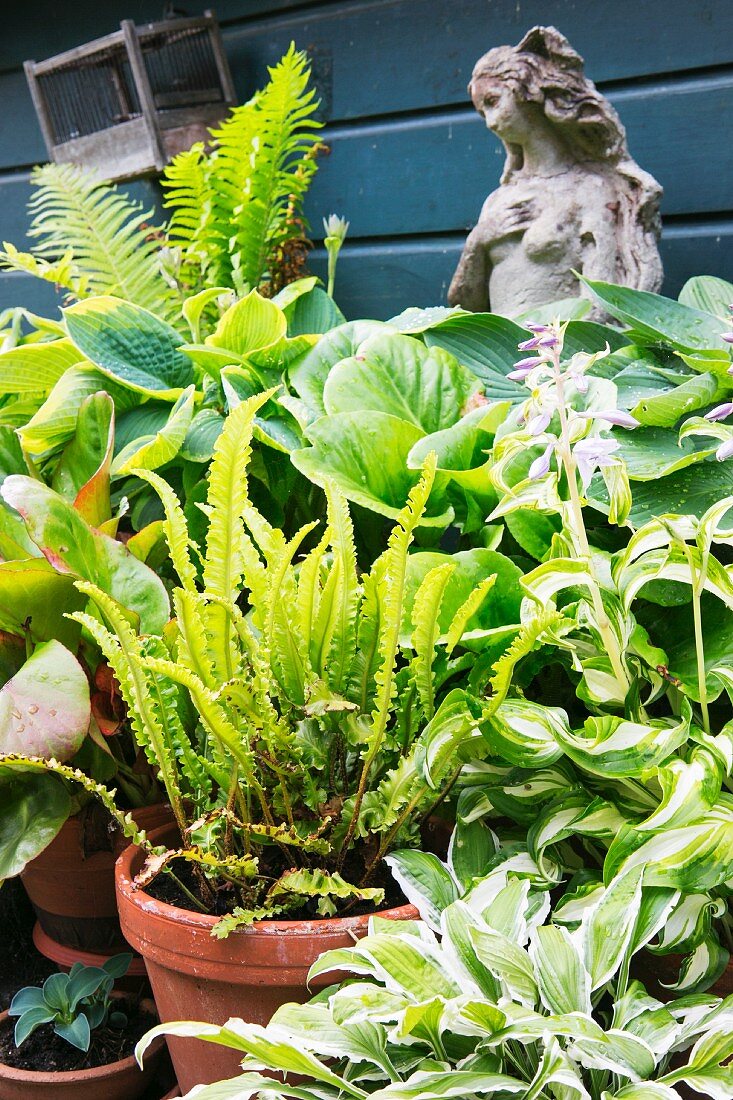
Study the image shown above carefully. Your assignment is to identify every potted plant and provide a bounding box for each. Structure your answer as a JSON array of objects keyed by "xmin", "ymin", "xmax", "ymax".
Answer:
[
  {"xmin": 0, "ymin": 953, "xmax": 164, "ymax": 1099},
  {"xmin": 137, "ymin": 842, "xmax": 733, "ymax": 1099},
  {"xmin": 63, "ymin": 391, "xmax": 519, "ymax": 1090}
]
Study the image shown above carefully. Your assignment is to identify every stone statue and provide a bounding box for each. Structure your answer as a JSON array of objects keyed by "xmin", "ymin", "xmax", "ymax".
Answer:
[{"xmin": 448, "ymin": 26, "xmax": 663, "ymax": 317}]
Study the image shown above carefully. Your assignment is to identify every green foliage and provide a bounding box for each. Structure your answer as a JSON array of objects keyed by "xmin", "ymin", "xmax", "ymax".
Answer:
[
  {"xmin": 163, "ymin": 44, "xmax": 322, "ymax": 295},
  {"xmin": 9, "ymin": 953, "xmax": 131, "ymax": 1052},
  {"xmin": 137, "ymin": 855, "xmax": 733, "ymax": 1099}
]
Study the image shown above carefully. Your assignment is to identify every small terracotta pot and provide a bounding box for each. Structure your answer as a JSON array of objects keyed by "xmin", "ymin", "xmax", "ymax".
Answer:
[
  {"xmin": 0, "ymin": 1002, "xmax": 164, "ymax": 1100},
  {"xmin": 116, "ymin": 824, "xmax": 418, "ymax": 1092},
  {"xmin": 32, "ymin": 924, "xmax": 149, "ymax": 995},
  {"xmin": 22, "ymin": 803, "xmax": 173, "ymax": 954}
]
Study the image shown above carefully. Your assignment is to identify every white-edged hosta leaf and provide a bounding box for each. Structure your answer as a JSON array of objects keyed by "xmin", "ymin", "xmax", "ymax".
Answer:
[
  {"xmin": 662, "ymin": 934, "xmax": 729, "ymax": 995},
  {"xmin": 604, "ymin": 1085, "xmax": 682, "ymax": 1099},
  {"xmin": 525, "ymin": 1034, "xmax": 589, "ymax": 1100},
  {"xmin": 553, "ymin": 707, "xmax": 691, "ymax": 778},
  {"xmin": 662, "ymin": 1027, "xmax": 733, "ymax": 1099},
  {"xmin": 469, "ymin": 925, "xmax": 538, "ymax": 1007},
  {"xmin": 530, "ymin": 924, "xmax": 591, "ymax": 1014},
  {"xmin": 637, "ymin": 749, "xmax": 722, "ymax": 832},
  {"xmin": 568, "ymin": 1028, "xmax": 656, "ymax": 1081},
  {"xmin": 415, "ymin": 688, "xmax": 483, "ymax": 788},
  {"xmin": 487, "ymin": 698, "xmax": 568, "ymax": 767},
  {"xmin": 385, "ymin": 850, "xmax": 459, "ymax": 932},
  {"xmin": 111, "ymin": 384, "xmax": 195, "ymax": 475},
  {"xmin": 580, "ymin": 866, "xmax": 644, "ymax": 990},
  {"xmin": 441, "ymin": 900, "xmax": 501, "ymax": 1000},
  {"xmin": 368, "ymin": 1069, "xmax": 526, "ymax": 1099}
]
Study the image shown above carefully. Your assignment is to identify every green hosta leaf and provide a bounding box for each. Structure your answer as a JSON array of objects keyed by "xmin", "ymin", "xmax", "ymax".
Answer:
[
  {"xmin": 112, "ymin": 385, "xmax": 195, "ymax": 476},
  {"xmin": 625, "ymin": 462, "xmax": 733, "ymax": 526},
  {"xmin": 630, "ymin": 372, "xmax": 720, "ymax": 427},
  {"xmin": 487, "ymin": 699, "xmax": 567, "ymax": 767},
  {"xmin": 448, "ymin": 816, "xmax": 497, "ymax": 892},
  {"xmin": 662, "ymin": 1027, "xmax": 733, "ymax": 1099},
  {"xmin": 0, "ymin": 641, "xmax": 89, "ymax": 760},
  {"xmin": 323, "ymin": 332, "xmax": 482, "ymax": 432},
  {"xmin": 285, "ymin": 286, "xmax": 346, "ymax": 335},
  {"xmin": 289, "ymin": 319, "xmax": 390, "ymax": 415},
  {"xmin": 19, "ymin": 365, "xmax": 140, "ymax": 461},
  {"xmin": 0, "ymin": 559, "xmax": 84, "ymax": 647},
  {"xmin": 207, "ymin": 289, "xmax": 287, "ymax": 354},
  {"xmin": 385, "ymin": 850, "xmax": 459, "ymax": 931},
  {"xmin": 401, "ymin": 548, "xmax": 523, "ymax": 647},
  {"xmin": 180, "ymin": 408, "xmax": 225, "ymax": 462},
  {"xmin": 529, "ymin": 924, "xmax": 591, "ymax": 1014},
  {"xmin": 637, "ymin": 749, "xmax": 722, "ymax": 832},
  {"xmin": 679, "ymin": 275, "xmax": 733, "ymax": 319},
  {"xmin": 0, "ymin": 770, "xmax": 70, "ymax": 877},
  {"xmin": 516, "ymin": 296, "xmax": 591, "ymax": 323},
  {"xmin": 64, "ymin": 296, "xmax": 194, "ymax": 397},
  {"xmin": 407, "ymin": 404, "xmax": 508, "ymax": 501},
  {"xmin": 615, "ymin": 427, "xmax": 714, "ymax": 481},
  {"xmin": 582, "ymin": 277, "xmax": 728, "ymax": 351},
  {"xmin": 470, "ymin": 924, "xmax": 538, "ymax": 1006},
  {"xmin": 292, "ymin": 411, "xmax": 452, "ymax": 526},
  {"xmin": 423, "ymin": 312, "xmax": 528, "ymax": 402},
  {"xmin": 368, "ymin": 1071, "xmax": 526, "ymax": 1098},
  {"xmin": 386, "ymin": 305, "xmax": 466, "ymax": 332},
  {"xmin": 2, "ymin": 477, "xmax": 169, "ymax": 633},
  {"xmin": 0, "ymin": 338, "xmax": 82, "ymax": 394},
  {"xmin": 51, "ymin": 392, "xmax": 114, "ymax": 526}
]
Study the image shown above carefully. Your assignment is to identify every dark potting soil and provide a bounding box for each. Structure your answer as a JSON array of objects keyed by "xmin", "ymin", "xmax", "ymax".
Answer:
[
  {"xmin": 146, "ymin": 850, "xmax": 407, "ymax": 921},
  {"xmin": 0, "ymin": 879, "xmax": 54, "ymax": 1013},
  {"xmin": 0, "ymin": 1002, "xmax": 155, "ymax": 1073}
]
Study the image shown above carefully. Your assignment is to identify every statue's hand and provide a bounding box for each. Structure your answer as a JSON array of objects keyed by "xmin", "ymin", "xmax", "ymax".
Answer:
[{"xmin": 484, "ymin": 198, "xmax": 535, "ymax": 241}]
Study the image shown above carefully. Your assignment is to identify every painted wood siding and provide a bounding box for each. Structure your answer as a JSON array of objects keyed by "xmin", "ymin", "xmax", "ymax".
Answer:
[{"xmin": 1, "ymin": 0, "xmax": 731, "ymax": 319}]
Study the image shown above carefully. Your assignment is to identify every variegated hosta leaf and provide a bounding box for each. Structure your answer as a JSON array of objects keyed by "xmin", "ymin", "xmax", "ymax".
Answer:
[
  {"xmin": 385, "ymin": 850, "xmax": 459, "ymax": 932},
  {"xmin": 552, "ymin": 705, "xmax": 691, "ymax": 779},
  {"xmin": 486, "ymin": 698, "xmax": 567, "ymax": 767},
  {"xmin": 636, "ymin": 749, "xmax": 722, "ymax": 833},
  {"xmin": 661, "ymin": 933, "xmax": 729, "ymax": 995},
  {"xmin": 661, "ymin": 1027, "xmax": 733, "ymax": 1099},
  {"xmin": 579, "ymin": 866, "xmax": 644, "ymax": 990},
  {"xmin": 469, "ymin": 924, "xmax": 538, "ymax": 1007},
  {"xmin": 528, "ymin": 791, "xmax": 625, "ymax": 877},
  {"xmin": 529, "ymin": 924, "xmax": 591, "ymax": 1014}
]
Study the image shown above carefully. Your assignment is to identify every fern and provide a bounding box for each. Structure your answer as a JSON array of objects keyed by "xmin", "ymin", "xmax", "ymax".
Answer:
[
  {"xmin": 410, "ymin": 562, "xmax": 455, "ymax": 720},
  {"xmin": 3, "ymin": 164, "xmax": 177, "ymax": 320},
  {"xmin": 162, "ymin": 44, "xmax": 322, "ymax": 293}
]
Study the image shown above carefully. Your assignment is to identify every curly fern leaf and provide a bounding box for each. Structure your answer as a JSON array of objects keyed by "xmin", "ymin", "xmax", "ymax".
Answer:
[
  {"xmin": 161, "ymin": 143, "xmax": 217, "ymax": 285},
  {"xmin": 444, "ymin": 574, "xmax": 497, "ymax": 657},
  {"xmin": 132, "ymin": 469, "xmax": 197, "ymax": 592},
  {"xmin": 17, "ymin": 164, "xmax": 176, "ymax": 319},
  {"xmin": 485, "ymin": 608, "xmax": 565, "ymax": 719},
  {"xmin": 410, "ymin": 562, "xmax": 455, "ymax": 720}
]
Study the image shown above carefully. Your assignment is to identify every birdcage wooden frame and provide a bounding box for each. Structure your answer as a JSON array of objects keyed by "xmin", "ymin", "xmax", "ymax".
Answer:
[{"xmin": 24, "ymin": 9, "xmax": 237, "ymax": 182}]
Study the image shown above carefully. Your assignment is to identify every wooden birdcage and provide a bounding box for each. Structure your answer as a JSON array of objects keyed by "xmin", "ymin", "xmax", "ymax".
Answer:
[{"xmin": 24, "ymin": 10, "xmax": 237, "ymax": 182}]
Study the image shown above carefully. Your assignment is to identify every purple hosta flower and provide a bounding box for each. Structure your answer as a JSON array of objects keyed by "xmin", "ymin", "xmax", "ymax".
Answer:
[
  {"xmin": 716, "ymin": 439, "xmax": 733, "ymax": 461},
  {"xmin": 518, "ymin": 335, "xmax": 546, "ymax": 351},
  {"xmin": 706, "ymin": 402, "xmax": 733, "ymax": 422},
  {"xmin": 573, "ymin": 436, "xmax": 621, "ymax": 492},
  {"xmin": 527, "ymin": 411, "xmax": 552, "ymax": 436},
  {"xmin": 579, "ymin": 409, "xmax": 640, "ymax": 429},
  {"xmin": 722, "ymin": 332, "xmax": 733, "ymax": 344},
  {"xmin": 529, "ymin": 441, "xmax": 555, "ymax": 480},
  {"xmin": 508, "ymin": 356, "xmax": 540, "ymax": 381}
]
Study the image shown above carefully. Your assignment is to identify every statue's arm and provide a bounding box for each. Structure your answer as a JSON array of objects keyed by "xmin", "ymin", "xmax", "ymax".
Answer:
[{"xmin": 448, "ymin": 226, "xmax": 491, "ymax": 311}]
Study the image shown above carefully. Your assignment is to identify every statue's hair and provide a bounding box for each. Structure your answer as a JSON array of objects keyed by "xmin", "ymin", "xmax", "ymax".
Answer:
[{"xmin": 470, "ymin": 26, "xmax": 662, "ymax": 289}]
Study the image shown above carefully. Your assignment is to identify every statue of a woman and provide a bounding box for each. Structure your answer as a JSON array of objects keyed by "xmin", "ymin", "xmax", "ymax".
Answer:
[{"xmin": 448, "ymin": 26, "xmax": 663, "ymax": 317}]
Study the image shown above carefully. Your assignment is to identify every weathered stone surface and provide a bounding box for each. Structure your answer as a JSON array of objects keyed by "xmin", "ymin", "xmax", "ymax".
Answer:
[{"xmin": 448, "ymin": 26, "xmax": 663, "ymax": 318}]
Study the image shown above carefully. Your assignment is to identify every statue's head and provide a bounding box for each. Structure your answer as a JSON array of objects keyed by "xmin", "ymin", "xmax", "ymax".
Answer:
[{"xmin": 469, "ymin": 26, "xmax": 626, "ymax": 163}]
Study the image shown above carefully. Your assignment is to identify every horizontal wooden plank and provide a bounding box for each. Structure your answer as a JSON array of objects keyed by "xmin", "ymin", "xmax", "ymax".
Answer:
[
  {"xmin": 302, "ymin": 73, "xmax": 733, "ymax": 238},
  {"xmin": 0, "ymin": 271, "xmax": 64, "ymax": 318},
  {"xmin": 223, "ymin": 0, "xmax": 733, "ymax": 122},
  {"xmin": 308, "ymin": 221, "xmax": 733, "ymax": 320}
]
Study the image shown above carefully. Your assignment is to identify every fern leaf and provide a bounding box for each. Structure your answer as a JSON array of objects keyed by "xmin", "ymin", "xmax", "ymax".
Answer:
[
  {"xmin": 161, "ymin": 143, "xmax": 216, "ymax": 287},
  {"xmin": 21, "ymin": 164, "xmax": 176, "ymax": 319},
  {"xmin": 0, "ymin": 242, "xmax": 88, "ymax": 298},
  {"xmin": 485, "ymin": 608, "xmax": 565, "ymax": 719},
  {"xmin": 265, "ymin": 521, "xmax": 318, "ymax": 705},
  {"xmin": 132, "ymin": 468, "xmax": 197, "ymax": 592},
  {"xmin": 444, "ymin": 574, "xmax": 497, "ymax": 657},
  {"xmin": 410, "ymin": 562, "xmax": 455, "ymax": 720},
  {"xmin": 320, "ymin": 484, "xmax": 361, "ymax": 694}
]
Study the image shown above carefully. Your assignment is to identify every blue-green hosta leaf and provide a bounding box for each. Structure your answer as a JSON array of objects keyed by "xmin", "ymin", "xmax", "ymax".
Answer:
[
  {"xmin": 285, "ymin": 286, "xmax": 346, "ymax": 336},
  {"xmin": 112, "ymin": 385, "xmax": 195, "ymax": 476},
  {"xmin": 0, "ymin": 771, "xmax": 70, "ymax": 878},
  {"xmin": 64, "ymin": 296, "xmax": 194, "ymax": 397},
  {"xmin": 486, "ymin": 699, "xmax": 568, "ymax": 767},
  {"xmin": 605, "ymin": 800, "xmax": 733, "ymax": 892},
  {"xmin": 529, "ymin": 924, "xmax": 591, "ymax": 1014},
  {"xmin": 207, "ymin": 289, "xmax": 287, "ymax": 355},
  {"xmin": 615, "ymin": 427, "xmax": 714, "ymax": 481},
  {"xmin": 630, "ymin": 372, "xmax": 721, "ymax": 427},
  {"xmin": 0, "ymin": 338, "xmax": 82, "ymax": 394},
  {"xmin": 323, "ymin": 332, "xmax": 482, "ymax": 432},
  {"xmin": 679, "ymin": 275, "xmax": 733, "ymax": 319},
  {"xmin": 1, "ymin": 477, "xmax": 169, "ymax": 633},
  {"xmin": 553, "ymin": 708, "xmax": 691, "ymax": 779},
  {"xmin": 624, "ymin": 462, "xmax": 733, "ymax": 526},
  {"xmin": 423, "ymin": 312, "xmax": 528, "ymax": 402},
  {"xmin": 0, "ymin": 640, "xmax": 89, "ymax": 760},
  {"xmin": 581, "ymin": 278, "xmax": 728, "ymax": 351},
  {"xmin": 292, "ymin": 411, "xmax": 452, "ymax": 526},
  {"xmin": 288, "ymin": 319, "xmax": 391, "ymax": 415},
  {"xmin": 180, "ymin": 408, "xmax": 225, "ymax": 462},
  {"xmin": 384, "ymin": 850, "xmax": 459, "ymax": 931},
  {"xmin": 580, "ymin": 867, "xmax": 643, "ymax": 990}
]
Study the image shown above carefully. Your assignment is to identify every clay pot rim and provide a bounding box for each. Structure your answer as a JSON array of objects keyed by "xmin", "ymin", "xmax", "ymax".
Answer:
[
  {"xmin": 116, "ymin": 822, "xmax": 418, "ymax": 937},
  {"xmin": 0, "ymin": 1006, "xmax": 164, "ymax": 1085}
]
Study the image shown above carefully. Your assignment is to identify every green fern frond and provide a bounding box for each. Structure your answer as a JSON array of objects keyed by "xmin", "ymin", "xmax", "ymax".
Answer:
[
  {"xmin": 162, "ymin": 143, "xmax": 216, "ymax": 283},
  {"xmin": 485, "ymin": 608, "xmax": 565, "ymax": 719},
  {"xmin": 444, "ymin": 574, "xmax": 497, "ymax": 657},
  {"xmin": 19, "ymin": 164, "xmax": 177, "ymax": 319},
  {"xmin": 132, "ymin": 468, "xmax": 197, "ymax": 592},
  {"xmin": 410, "ymin": 562, "xmax": 455, "ymax": 720},
  {"xmin": 320, "ymin": 484, "xmax": 361, "ymax": 693},
  {"xmin": 0, "ymin": 242, "xmax": 88, "ymax": 298}
]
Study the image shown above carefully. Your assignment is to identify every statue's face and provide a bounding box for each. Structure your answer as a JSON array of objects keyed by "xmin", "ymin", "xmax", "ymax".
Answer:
[{"xmin": 471, "ymin": 72, "xmax": 531, "ymax": 142}]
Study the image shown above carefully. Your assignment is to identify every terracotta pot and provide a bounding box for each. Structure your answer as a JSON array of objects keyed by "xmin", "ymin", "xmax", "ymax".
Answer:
[
  {"xmin": 0, "ymin": 1002, "xmax": 164, "ymax": 1100},
  {"xmin": 32, "ymin": 924, "xmax": 149, "ymax": 995},
  {"xmin": 22, "ymin": 802, "xmax": 173, "ymax": 953},
  {"xmin": 116, "ymin": 824, "xmax": 418, "ymax": 1092}
]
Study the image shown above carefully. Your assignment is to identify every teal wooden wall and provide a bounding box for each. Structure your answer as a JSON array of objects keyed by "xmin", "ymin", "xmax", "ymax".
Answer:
[{"xmin": 1, "ymin": 0, "xmax": 732, "ymax": 319}]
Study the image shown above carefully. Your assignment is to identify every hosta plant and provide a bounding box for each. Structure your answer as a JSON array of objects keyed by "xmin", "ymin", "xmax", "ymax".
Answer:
[
  {"xmin": 61, "ymin": 392, "xmax": 517, "ymax": 934},
  {"xmin": 137, "ymin": 848, "xmax": 733, "ymax": 1099}
]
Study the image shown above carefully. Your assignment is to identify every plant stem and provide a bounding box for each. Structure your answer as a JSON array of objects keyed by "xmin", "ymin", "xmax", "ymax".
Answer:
[
  {"xmin": 552, "ymin": 355, "xmax": 630, "ymax": 695},
  {"xmin": 683, "ymin": 542, "xmax": 711, "ymax": 735}
]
